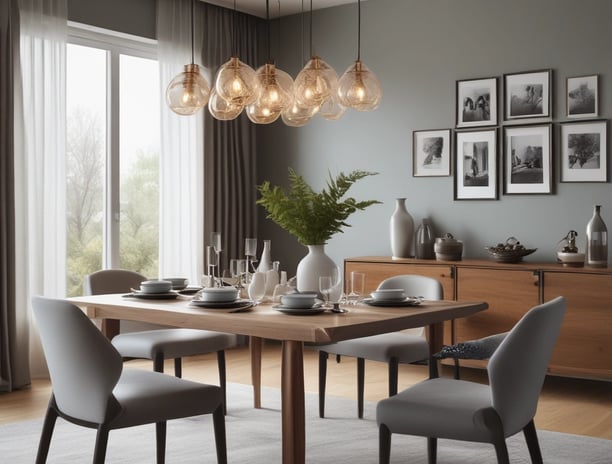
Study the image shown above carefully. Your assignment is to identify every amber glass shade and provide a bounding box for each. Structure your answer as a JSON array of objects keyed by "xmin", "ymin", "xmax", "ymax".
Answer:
[
  {"xmin": 165, "ymin": 64, "xmax": 211, "ymax": 115},
  {"xmin": 337, "ymin": 60, "xmax": 382, "ymax": 111},
  {"xmin": 215, "ymin": 56, "xmax": 259, "ymax": 107},
  {"xmin": 293, "ymin": 56, "xmax": 338, "ymax": 110},
  {"xmin": 319, "ymin": 94, "xmax": 347, "ymax": 120},
  {"xmin": 246, "ymin": 63, "xmax": 293, "ymax": 124},
  {"xmin": 208, "ymin": 88, "xmax": 243, "ymax": 120}
]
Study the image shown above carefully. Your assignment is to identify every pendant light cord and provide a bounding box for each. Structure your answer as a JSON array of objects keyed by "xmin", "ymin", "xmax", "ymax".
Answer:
[
  {"xmin": 190, "ymin": 0, "xmax": 195, "ymax": 64},
  {"xmin": 309, "ymin": 0, "xmax": 313, "ymax": 56},
  {"xmin": 357, "ymin": 0, "xmax": 361, "ymax": 61},
  {"xmin": 232, "ymin": 0, "xmax": 237, "ymax": 56},
  {"xmin": 266, "ymin": 0, "xmax": 271, "ymax": 60}
]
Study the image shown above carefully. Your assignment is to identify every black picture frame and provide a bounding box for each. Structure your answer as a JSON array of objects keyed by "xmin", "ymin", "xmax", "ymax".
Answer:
[
  {"xmin": 456, "ymin": 77, "xmax": 498, "ymax": 128},
  {"xmin": 566, "ymin": 74, "xmax": 599, "ymax": 119},
  {"xmin": 412, "ymin": 128, "xmax": 452, "ymax": 177},
  {"xmin": 503, "ymin": 69, "xmax": 552, "ymax": 121},
  {"xmin": 560, "ymin": 119, "xmax": 608, "ymax": 182},
  {"xmin": 454, "ymin": 128, "xmax": 498, "ymax": 200}
]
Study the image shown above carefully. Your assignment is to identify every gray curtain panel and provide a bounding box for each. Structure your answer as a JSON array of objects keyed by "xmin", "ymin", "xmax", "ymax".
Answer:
[{"xmin": 200, "ymin": 3, "xmax": 264, "ymax": 272}]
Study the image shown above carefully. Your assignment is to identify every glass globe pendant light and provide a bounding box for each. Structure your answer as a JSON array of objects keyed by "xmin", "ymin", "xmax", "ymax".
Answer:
[
  {"xmin": 165, "ymin": 0, "xmax": 210, "ymax": 115},
  {"xmin": 281, "ymin": 96, "xmax": 317, "ymax": 127},
  {"xmin": 208, "ymin": 87, "xmax": 243, "ymax": 120},
  {"xmin": 319, "ymin": 94, "xmax": 347, "ymax": 120},
  {"xmin": 337, "ymin": 0, "xmax": 382, "ymax": 111}
]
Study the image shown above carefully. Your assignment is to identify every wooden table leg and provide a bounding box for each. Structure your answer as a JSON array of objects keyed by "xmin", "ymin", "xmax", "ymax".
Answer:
[
  {"xmin": 427, "ymin": 321, "xmax": 444, "ymax": 376},
  {"xmin": 281, "ymin": 340, "xmax": 305, "ymax": 464},
  {"xmin": 100, "ymin": 318, "xmax": 120, "ymax": 340},
  {"xmin": 249, "ymin": 336, "xmax": 263, "ymax": 409}
]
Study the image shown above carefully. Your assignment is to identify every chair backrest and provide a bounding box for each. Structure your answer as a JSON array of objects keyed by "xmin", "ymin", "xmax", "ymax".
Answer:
[
  {"xmin": 488, "ymin": 296, "xmax": 566, "ymax": 435},
  {"xmin": 32, "ymin": 296, "xmax": 123, "ymax": 424},
  {"xmin": 377, "ymin": 274, "xmax": 444, "ymax": 300},
  {"xmin": 84, "ymin": 269, "xmax": 147, "ymax": 295}
]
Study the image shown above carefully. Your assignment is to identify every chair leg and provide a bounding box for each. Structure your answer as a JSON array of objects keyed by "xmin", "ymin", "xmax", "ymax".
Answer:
[
  {"xmin": 379, "ymin": 424, "xmax": 391, "ymax": 464},
  {"xmin": 357, "ymin": 357, "xmax": 365, "ymax": 419},
  {"xmin": 213, "ymin": 405, "xmax": 227, "ymax": 464},
  {"xmin": 217, "ymin": 350, "xmax": 227, "ymax": 415},
  {"xmin": 318, "ymin": 351, "xmax": 328, "ymax": 418},
  {"xmin": 388, "ymin": 358, "xmax": 398, "ymax": 397},
  {"xmin": 174, "ymin": 358, "xmax": 182, "ymax": 378},
  {"xmin": 153, "ymin": 353, "xmax": 165, "ymax": 373},
  {"xmin": 93, "ymin": 425, "xmax": 110, "ymax": 464},
  {"xmin": 523, "ymin": 420, "xmax": 543, "ymax": 464},
  {"xmin": 427, "ymin": 437, "xmax": 437, "ymax": 464},
  {"xmin": 155, "ymin": 421, "xmax": 167, "ymax": 464},
  {"xmin": 429, "ymin": 356, "xmax": 439, "ymax": 379},
  {"xmin": 35, "ymin": 401, "xmax": 59, "ymax": 464},
  {"xmin": 453, "ymin": 358, "xmax": 460, "ymax": 380}
]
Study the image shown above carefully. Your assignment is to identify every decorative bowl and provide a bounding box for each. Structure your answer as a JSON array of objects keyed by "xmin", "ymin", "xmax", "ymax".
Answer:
[
  {"xmin": 485, "ymin": 237, "xmax": 536, "ymax": 263},
  {"xmin": 557, "ymin": 252, "xmax": 585, "ymax": 267},
  {"xmin": 139, "ymin": 280, "xmax": 173, "ymax": 294}
]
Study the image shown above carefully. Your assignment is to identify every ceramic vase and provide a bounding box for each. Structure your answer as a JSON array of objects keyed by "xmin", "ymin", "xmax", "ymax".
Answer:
[
  {"xmin": 248, "ymin": 271, "xmax": 267, "ymax": 302},
  {"xmin": 415, "ymin": 218, "xmax": 435, "ymax": 259},
  {"xmin": 586, "ymin": 205, "xmax": 608, "ymax": 268},
  {"xmin": 257, "ymin": 240, "xmax": 273, "ymax": 272},
  {"xmin": 296, "ymin": 245, "xmax": 337, "ymax": 293},
  {"xmin": 390, "ymin": 198, "xmax": 414, "ymax": 259}
]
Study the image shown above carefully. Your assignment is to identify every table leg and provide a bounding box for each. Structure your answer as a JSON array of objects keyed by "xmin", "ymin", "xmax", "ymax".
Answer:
[
  {"xmin": 249, "ymin": 336, "xmax": 263, "ymax": 409},
  {"xmin": 281, "ymin": 340, "xmax": 305, "ymax": 464},
  {"xmin": 427, "ymin": 321, "xmax": 444, "ymax": 376},
  {"xmin": 100, "ymin": 318, "xmax": 120, "ymax": 340}
]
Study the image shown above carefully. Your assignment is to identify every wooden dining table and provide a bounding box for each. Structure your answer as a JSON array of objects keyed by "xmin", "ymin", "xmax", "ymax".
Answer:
[{"xmin": 69, "ymin": 293, "xmax": 487, "ymax": 464}]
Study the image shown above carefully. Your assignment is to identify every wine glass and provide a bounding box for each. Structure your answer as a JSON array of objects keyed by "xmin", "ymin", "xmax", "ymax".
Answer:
[
  {"xmin": 244, "ymin": 238, "xmax": 257, "ymax": 282},
  {"xmin": 211, "ymin": 231, "xmax": 222, "ymax": 278},
  {"xmin": 206, "ymin": 245, "xmax": 218, "ymax": 287},
  {"xmin": 248, "ymin": 271, "xmax": 266, "ymax": 304},
  {"xmin": 347, "ymin": 271, "xmax": 365, "ymax": 305},
  {"xmin": 319, "ymin": 276, "xmax": 333, "ymax": 309}
]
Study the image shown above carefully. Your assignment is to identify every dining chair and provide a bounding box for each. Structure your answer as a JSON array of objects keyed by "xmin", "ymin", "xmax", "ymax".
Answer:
[
  {"xmin": 317, "ymin": 274, "xmax": 443, "ymax": 418},
  {"xmin": 377, "ymin": 296, "xmax": 566, "ymax": 464},
  {"xmin": 84, "ymin": 269, "xmax": 238, "ymax": 413},
  {"xmin": 32, "ymin": 296, "xmax": 227, "ymax": 464}
]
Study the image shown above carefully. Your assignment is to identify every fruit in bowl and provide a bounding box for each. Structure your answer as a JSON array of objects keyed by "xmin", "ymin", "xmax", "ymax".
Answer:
[{"xmin": 485, "ymin": 237, "xmax": 536, "ymax": 263}]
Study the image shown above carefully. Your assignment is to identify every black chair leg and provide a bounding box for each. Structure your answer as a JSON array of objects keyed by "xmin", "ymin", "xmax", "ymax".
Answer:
[
  {"xmin": 379, "ymin": 424, "xmax": 391, "ymax": 464},
  {"xmin": 523, "ymin": 420, "xmax": 543, "ymax": 464},
  {"xmin": 318, "ymin": 351, "xmax": 328, "ymax": 418},
  {"xmin": 453, "ymin": 358, "xmax": 460, "ymax": 380},
  {"xmin": 388, "ymin": 358, "xmax": 398, "ymax": 397},
  {"xmin": 427, "ymin": 437, "xmax": 437, "ymax": 464},
  {"xmin": 93, "ymin": 425, "xmax": 110, "ymax": 464},
  {"xmin": 357, "ymin": 357, "xmax": 365, "ymax": 418},
  {"xmin": 174, "ymin": 357, "xmax": 182, "ymax": 378},
  {"xmin": 216, "ymin": 350, "xmax": 227, "ymax": 414},
  {"xmin": 213, "ymin": 405, "xmax": 228, "ymax": 464},
  {"xmin": 36, "ymin": 401, "xmax": 59, "ymax": 464},
  {"xmin": 153, "ymin": 353, "xmax": 164, "ymax": 373},
  {"xmin": 429, "ymin": 356, "xmax": 439, "ymax": 379},
  {"xmin": 155, "ymin": 421, "xmax": 167, "ymax": 464}
]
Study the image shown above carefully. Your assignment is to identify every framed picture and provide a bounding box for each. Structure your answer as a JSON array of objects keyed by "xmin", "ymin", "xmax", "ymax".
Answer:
[
  {"xmin": 456, "ymin": 77, "xmax": 498, "ymax": 128},
  {"xmin": 413, "ymin": 129, "xmax": 452, "ymax": 177},
  {"xmin": 560, "ymin": 120, "xmax": 608, "ymax": 182},
  {"xmin": 503, "ymin": 124, "xmax": 552, "ymax": 194},
  {"xmin": 454, "ymin": 129, "xmax": 498, "ymax": 200},
  {"xmin": 504, "ymin": 69, "xmax": 552, "ymax": 120},
  {"xmin": 566, "ymin": 74, "xmax": 598, "ymax": 118}
]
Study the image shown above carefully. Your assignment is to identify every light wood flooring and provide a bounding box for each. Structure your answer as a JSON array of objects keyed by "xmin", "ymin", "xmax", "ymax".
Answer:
[{"xmin": 1, "ymin": 343, "xmax": 611, "ymax": 439}]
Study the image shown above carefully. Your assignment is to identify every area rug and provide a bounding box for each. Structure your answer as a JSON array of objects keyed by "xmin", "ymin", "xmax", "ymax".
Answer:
[{"xmin": 1, "ymin": 383, "xmax": 610, "ymax": 463}]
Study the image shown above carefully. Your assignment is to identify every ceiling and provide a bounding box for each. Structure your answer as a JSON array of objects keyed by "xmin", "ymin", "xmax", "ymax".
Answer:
[{"xmin": 202, "ymin": 0, "xmax": 359, "ymax": 19}]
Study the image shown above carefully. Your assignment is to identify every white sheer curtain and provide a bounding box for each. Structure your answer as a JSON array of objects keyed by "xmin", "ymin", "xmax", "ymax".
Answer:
[
  {"xmin": 157, "ymin": 0, "xmax": 206, "ymax": 286},
  {"xmin": 14, "ymin": 0, "xmax": 67, "ymax": 378}
]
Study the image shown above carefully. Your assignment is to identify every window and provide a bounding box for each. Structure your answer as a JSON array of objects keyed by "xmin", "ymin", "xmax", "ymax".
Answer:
[{"xmin": 66, "ymin": 24, "xmax": 160, "ymax": 296}]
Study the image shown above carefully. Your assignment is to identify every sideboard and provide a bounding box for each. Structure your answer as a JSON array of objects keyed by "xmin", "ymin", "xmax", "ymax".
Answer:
[{"xmin": 344, "ymin": 256, "xmax": 612, "ymax": 381}]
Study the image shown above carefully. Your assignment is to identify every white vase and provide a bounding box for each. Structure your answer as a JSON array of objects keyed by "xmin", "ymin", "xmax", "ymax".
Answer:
[
  {"xmin": 257, "ymin": 240, "xmax": 273, "ymax": 272},
  {"xmin": 248, "ymin": 272, "xmax": 267, "ymax": 302},
  {"xmin": 390, "ymin": 198, "xmax": 414, "ymax": 259},
  {"xmin": 296, "ymin": 245, "xmax": 337, "ymax": 293}
]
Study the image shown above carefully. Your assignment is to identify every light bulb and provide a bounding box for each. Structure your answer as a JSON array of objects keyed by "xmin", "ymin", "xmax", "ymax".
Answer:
[
  {"xmin": 208, "ymin": 88, "xmax": 243, "ymax": 120},
  {"xmin": 319, "ymin": 94, "xmax": 347, "ymax": 120},
  {"xmin": 293, "ymin": 56, "xmax": 338, "ymax": 110},
  {"xmin": 281, "ymin": 95, "xmax": 318, "ymax": 127},
  {"xmin": 247, "ymin": 63, "xmax": 293, "ymax": 124},
  {"xmin": 337, "ymin": 60, "xmax": 382, "ymax": 111},
  {"xmin": 215, "ymin": 56, "xmax": 259, "ymax": 107},
  {"xmin": 166, "ymin": 64, "xmax": 211, "ymax": 115}
]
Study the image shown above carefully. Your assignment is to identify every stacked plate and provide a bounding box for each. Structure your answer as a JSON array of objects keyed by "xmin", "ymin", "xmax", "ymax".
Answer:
[
  {"xmin": 128, "ymin": 280, "xmax": 179, "ymax": 299},
  {"xmin": 191, "ymin": 287, "xmax": 253, "ymax": 313},
  {"xmin": 273, "ymin": 293, "xmax": 324, "ymax": 315},
  {"xmin": 363, "ymin": 288, "xmax": 423, "ymax": 307}
]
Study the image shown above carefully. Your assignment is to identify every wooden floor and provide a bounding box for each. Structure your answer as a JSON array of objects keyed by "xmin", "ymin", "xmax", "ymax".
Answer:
[{"xmin": 1, "ymin": 343, "xmax": 611, "ymax": 440}]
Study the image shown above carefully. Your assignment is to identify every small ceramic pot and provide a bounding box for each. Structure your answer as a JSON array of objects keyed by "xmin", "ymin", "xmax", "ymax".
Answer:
[{"xmin": 434, "ymin": 234, "xmax": 463, "ymax": 261}]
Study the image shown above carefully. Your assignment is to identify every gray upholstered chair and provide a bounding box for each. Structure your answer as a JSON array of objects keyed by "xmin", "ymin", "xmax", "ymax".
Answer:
[
  {"xmin": 32, "ymin": 296, "xmax": 227, "ymax": 464},
  {"xmin": 377, "ymin": 296, "xmax": 566, "ymax": 464},
  {"xmin": 318, "ymin": 275, "xmax": 443, "ymax": 418},
  {"xmin": 85, "ymin": 269, "xmax": 238, "ymax": 413}
]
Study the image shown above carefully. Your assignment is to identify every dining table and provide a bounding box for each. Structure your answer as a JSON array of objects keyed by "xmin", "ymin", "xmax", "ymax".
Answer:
[{"xmin": 68, "ymin": 293, "xmax": 488, "ymax": 464}]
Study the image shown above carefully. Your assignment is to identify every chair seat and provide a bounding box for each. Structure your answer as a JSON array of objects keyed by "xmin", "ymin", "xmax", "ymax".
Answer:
[
  {"xmin": 112, "ymin": 328, "xmax": 237, "ymax": 360},
  {"xmin": 377, "ymin": 377, "xmax": 497, "ymax": 443},
  {"xmin": 320, "ymin": 332, "xmax": 430, "ymax": 364},
  {"xmin": 111, "ymin": 369, "xmax": 222, "ymax": 428}
]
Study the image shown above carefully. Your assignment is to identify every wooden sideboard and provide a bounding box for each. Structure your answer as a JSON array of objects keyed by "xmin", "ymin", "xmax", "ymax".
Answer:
[{"xmin": 345, "ymin": 256, "xmax": 612, "ymax": 381}]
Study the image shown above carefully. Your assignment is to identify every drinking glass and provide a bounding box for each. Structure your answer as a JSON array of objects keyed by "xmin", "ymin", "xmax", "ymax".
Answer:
[
  {"xmin": 206, "ymin": 245, "xmax": 218, "ymax": 286},
  {"xmin": 212, "ymin": 231, "xmax": 222, "ymax": 277},
  {"xmin": 244, "ymin": 238, "xmax": 257, "ymax": 282},
  {"xmin": 231, "ymin": 258, "xmax": 247, "ymax": 288},
  {"xmin": 347, "ymin": 271, "xmax": 365, "ymax": 305},
  {"xmin": 248, "ymin": 271, "xmax": 266, "ymax": 304},
  {"xmin": 319, "ymin": 276, "xmax": 333, "ymax": 309}
]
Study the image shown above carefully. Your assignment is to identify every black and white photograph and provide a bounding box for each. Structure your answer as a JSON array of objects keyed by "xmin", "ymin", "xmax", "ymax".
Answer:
[
  {"xmin": 503, "ymin": 124, "xmax": 552, "ymax": 194},
  {"xmin": 456, "ymin": 77, "xmax": 497, "ymax": 128},
  {"xmin": 566, "ymin": 75, "xmax": 598, "ymax": 118},
  {"xmin": 413, "ymin": 129, "xmax": 452, "ymax": 177},
  {"xmin": 454, "ymin": 129, "xmax": 497, "ymax": 200},
  {"xmin": 504, "ymin": 69, "xmax": 551, "ymax": 120},
  {"xmin": 560, "ymin": 120, "xmax": 608, "ymax": 182}
]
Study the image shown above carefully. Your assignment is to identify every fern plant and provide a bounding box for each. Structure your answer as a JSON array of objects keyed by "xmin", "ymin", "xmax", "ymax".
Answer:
[{"xmin": 256, "ymin": 169, "xmax": 380, "ymax": 246}]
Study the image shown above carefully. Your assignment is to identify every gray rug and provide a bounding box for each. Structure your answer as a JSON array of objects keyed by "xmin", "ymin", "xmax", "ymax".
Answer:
[{"xmin": 1, "ymin": 383, "xmax": 611, "ymax": 463}]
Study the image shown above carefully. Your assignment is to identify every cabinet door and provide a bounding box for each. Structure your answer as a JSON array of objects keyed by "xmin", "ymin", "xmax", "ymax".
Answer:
[
  {"xmin": 454, "ymin": 267, "xmax": 540, "ymax": 368},
  {"xmin": 543, "ymin": 272, "xmax": 612, "ymax": 380}
]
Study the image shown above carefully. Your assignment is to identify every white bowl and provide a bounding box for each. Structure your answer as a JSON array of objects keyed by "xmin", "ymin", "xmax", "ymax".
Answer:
[
  {"xmin": 140, "ymin": 280, "xmax": 172, "ymax": 294},
  {"xmin": 163, "ymin": 277, "xmax": 189, "ymax": 290},
  {"xmin": 198, "ymin": 287, "xmax": 239, "ymax": 303},
  {"xmin": 371, "ymin": 288, "xmax": 406, "ymax": 301},
  {"xmin": 280, "ymin": 293, "xmax": 318, "ymax": 309}
]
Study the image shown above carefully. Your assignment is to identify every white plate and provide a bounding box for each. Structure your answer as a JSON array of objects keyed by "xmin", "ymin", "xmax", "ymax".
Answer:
[
  {"xmin": 273, "ymin": 304, "xmax": 326, "ymax": 315},
  {"xmin": 190, "ymin": 298, "xmax": 251, "ymax": 308},
  {"xmin": 362, "ymin": 297, "xmax": 423, "ymax": 307},
  {"xmin": 125, "ymin": 291, "xmax": 179, "ymax": 300}
]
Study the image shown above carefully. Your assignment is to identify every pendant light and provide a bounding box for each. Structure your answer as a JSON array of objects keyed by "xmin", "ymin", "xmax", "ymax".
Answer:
[
  {"xmin": 319, "ymin": 93, "xmax": 347, "ymax": 120},
  {"xmin": 208, "ymin": 87, "xmax": 244, "ymax": 120},
  {"xmin": 214, "ymin": 0, "xmax": 259, "ymax": 108},
  {"xmin": 292, "ymin": 0, "xmax": 338, "ymax": 110},
  {"xmin": 337, "ymin": 0, "xmax": 382, "ymax": 111},
  {"xmin": 166, "ymin": 0, "xmax": 210, "ymax": 115},
  {"xmin": 247, "ymin": 0, "xmax": 294, "ymax": 124}
]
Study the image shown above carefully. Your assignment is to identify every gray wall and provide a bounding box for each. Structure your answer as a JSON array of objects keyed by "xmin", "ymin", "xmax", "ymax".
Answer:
[
  {"xmin": 258, "ymin": 0, "xmax": 612, "ymax": 275},
  {"xmin": 68, "ymin": 0, "xmax": 156, "ymax": 39}
]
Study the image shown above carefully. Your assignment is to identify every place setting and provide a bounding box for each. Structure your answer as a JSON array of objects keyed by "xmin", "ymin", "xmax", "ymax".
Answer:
[
  {"xmin": 272, "ymin": 292, "xmax": 326, "ymax": 315},
  {"xmin": 190, "ymin": 286, "xmax": 254, "ymax": 313},
  {"xmin": 361, "ymin": 288, "xmax": 424, "ymax": 307}
]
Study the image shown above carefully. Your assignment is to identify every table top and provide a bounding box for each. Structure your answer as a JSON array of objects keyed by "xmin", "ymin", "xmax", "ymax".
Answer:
[{"xmin": 69, "ymin": 294, "xmax": 488, "ymax": 344}]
